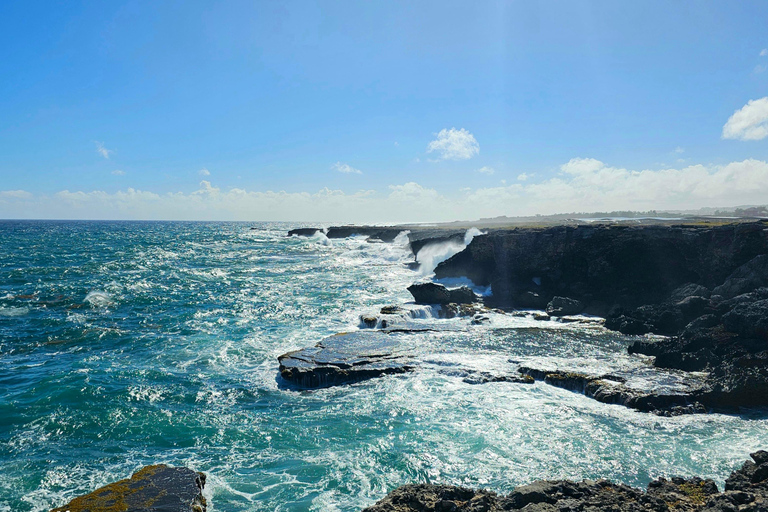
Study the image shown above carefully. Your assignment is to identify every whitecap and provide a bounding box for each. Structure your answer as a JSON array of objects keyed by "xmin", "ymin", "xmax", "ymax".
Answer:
[
  {"xmin": 84, "ymin": 291, "xmax": 112, "ymax": 308},
  {"xmin": 0, "ymin": 306, "xmax": 29, "ymax": 317},
  {"xmin": 416, "ymin": 227, "xmax": 486, "ymax": 274}
]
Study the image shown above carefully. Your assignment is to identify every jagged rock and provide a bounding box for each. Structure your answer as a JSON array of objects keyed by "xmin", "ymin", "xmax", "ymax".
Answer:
[
  {"xmin": 380, "ymin": 305, "xmax": 405, "ymax": 315},
  {"xmin": 722, "ymin": 299, "xmax": 768, "ymax": 340},
  {"xmin": 287, "ymin": 227, "xmax": 321, "ymax": 236},
  {"xmin": 605, "ymin": 314, "xmax": 652, "ymax": 335},
  {"xmin": 407, "ymin": 283, "xmax": 451, "ymax": 304},
  {"xmin": 545, "ymin": 296, "xmax": 583, "ymax": 316},
  {"xmin": 440, "ymin": 302, "xmax": 488, "ymax": 319},
  {"xmin": 365, "ymin": 454, "xmax": 768, "ymax": 512},
  {"xmin": 50, "ymin": 465, "xmax": 206, "ymax": 512},
  {"xmin": 677, "ymin": 296, "xmax": 709, "ymax": 321},
  {"xmin": 462, "ymin": 372, "xmax": 534, "ymax": 385},
  {"xmin": 669, "ymin": 283, "xmax": 712, "ymax": 302},
  {"xmin": 519, "ymin": 366, "xmax": 706, "ymax": 415},
  {"xmin": 448, "ymin": 286, "xmax": 477, "ymax": 304},
  {"xmin": 407, "ymin": 283, "xmax": 476, "ymax": 305},
  {"xmin": 278, "ymin": 332, "xmax": 414, "ymax": 388},
  {"xmin": 713, "ymin": 255, "xmax": 768, "ymax": 299}
]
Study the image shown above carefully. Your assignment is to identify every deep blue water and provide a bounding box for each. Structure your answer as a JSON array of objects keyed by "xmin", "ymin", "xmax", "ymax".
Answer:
[{"xmin": 0, "ymin": 220, "xmax": 766, "ymax": 511}]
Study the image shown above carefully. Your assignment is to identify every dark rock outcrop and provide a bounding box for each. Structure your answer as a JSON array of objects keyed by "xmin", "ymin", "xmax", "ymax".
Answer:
[
  {"xmin": 435, "ymin": 222, "xmax": 768, "ymax": 311},
  {"xmin": 713, "ymin": 254, "xmax": 768, "ymax": 299},
  {"xmin": 518, "ymin": 367, "xmax": 707, "ymax": 416},
  {"xmin": 278, "ymin": 332, "xmax": 414, "ymax": 388},
  {"xmin": 363, "ymin": 452, "xmax": 768, "ymax": 512},
  {"xmin": 50, "ymin": 465, "xmax": 206, "ymax": 512},
  {"xmin": 546, "ymin": 296, "xmax": 583, "ymax": 316},
  {"xmin": 407, "ymin": 283, "xmax": 476, "ymax": 305},
  {"xmin": 721, "ymin": 299, "xmax": 768, "ymax": 340},
  {"xmin": 287, "ymin": 227, "xmax": 322, "ymax": 236}
]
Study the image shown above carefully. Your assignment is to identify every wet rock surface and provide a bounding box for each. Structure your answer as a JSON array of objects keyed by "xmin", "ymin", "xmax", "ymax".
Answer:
[
  {"xmin": 50, "ymin": 464, "xmax": 206, "ymax": 512},
  {"xmin": 363, "ymin": 452, "xmax": 768, "ymax": 512},
  {"xmin": 432, "ymin": 221, "xmax": 768, "ymax": 411},
  {"xmin": 518, "ymin": 366, "xmax": 708, "ymax": 416},
  {"xmin": 278, "ymin": 331, "xmax": 415, "ymax": 388}
]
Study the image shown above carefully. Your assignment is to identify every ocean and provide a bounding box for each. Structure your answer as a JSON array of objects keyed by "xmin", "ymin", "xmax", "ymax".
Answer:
[{"xmin": 1, "ymin": 220, "xmax": 766, "ymax": 511}]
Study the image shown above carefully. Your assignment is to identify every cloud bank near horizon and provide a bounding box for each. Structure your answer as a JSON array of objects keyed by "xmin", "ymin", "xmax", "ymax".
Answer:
[{"xmin": 2, "ymin": 158, "xmax": 768, "ymax": 223}]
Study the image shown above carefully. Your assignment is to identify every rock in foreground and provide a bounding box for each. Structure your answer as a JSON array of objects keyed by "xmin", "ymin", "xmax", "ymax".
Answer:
[
  {"xmin": 364, "ymin": 451, "xmax": 768, "ymax": 512},
  {"xmin": 50, "ymin": 464, "xmax": 206, "ymax": 512},
  {"xmin": 278, "ymin": 331, "xmax": 414, "ymax": 388}
]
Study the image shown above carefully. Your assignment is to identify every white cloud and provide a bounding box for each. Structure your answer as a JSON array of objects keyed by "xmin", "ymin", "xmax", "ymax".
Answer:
[
  {"xmin": 112, "ymin": 170, "xmax": 126, "ymax": 176},
  {"xmin": 426, "ymin": 128, "xmax": 479, "ymax": 160},
  {"xmin": 4, "ymin": 158, "xmax": 768, "ymax": 222},
  {"xmin": 476, "ymin": 166, "xmax": 495, "ymax": 175},
  {"xmin": 674, "ymin": 146, "xmax": 685, "ymax": 154},
  {"xmin": 95, "ymin": 142, "xmax": 113, "ymax": 159},
  {"xmin": 0, "ymin": 190, "xmax": 33, "ymax": 200},
  {"xmin": 722, "ymin": 97, "xmax": 768, "ymax": 141},
  {"xmin": 760, "ymin": 49, "xmax": 768, "ymax": 57},
  {"xmin": 517, "ymin": 173, "xmax": 529, "ymax": 181},
  {"xmin": 332, "ymin": 162, "xmax": 363, "ymax": 175},
  {"xmin": 199, "ymin": 168, "xmax": 211, "ymax": 176}
]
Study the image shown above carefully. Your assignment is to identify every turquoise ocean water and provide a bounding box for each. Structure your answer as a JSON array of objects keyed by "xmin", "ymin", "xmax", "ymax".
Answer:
[{"xmin": 1, "ymin": 221, "xmax": 766, "ymax": 511}]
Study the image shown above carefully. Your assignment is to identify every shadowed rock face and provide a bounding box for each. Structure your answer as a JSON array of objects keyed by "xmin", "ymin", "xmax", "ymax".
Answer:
[
  {"xmin": 278, "ymin": 332, "xmax": 414, "ymax": 389},
  {"xmin": 363, "ymin": 452, "xmax": 768, "ymax": 512},
  {"xmin": 407, "ymin": 283, "xmax": 476, "ymax": 305},
  {"xmin": 50, "ymin": 465, "xmax": 206, "ymax": 512},
  {"xmin": 435, "ymin": 222, "xmax": 768, "ymax": 311}
]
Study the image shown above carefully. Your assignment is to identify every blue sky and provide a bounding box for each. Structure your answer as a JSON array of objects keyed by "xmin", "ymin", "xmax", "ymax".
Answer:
[{"xmin": 1, "ymin": 1, "xmax": 767, "ymax": 221}]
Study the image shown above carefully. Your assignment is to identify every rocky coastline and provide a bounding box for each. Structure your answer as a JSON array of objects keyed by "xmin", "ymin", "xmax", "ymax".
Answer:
[
  {"xmin": 48, "ymin": 221, "xmax": 768, "ymax": 511},
  {"xmin": 363, "ymin": 450, "xmax": 768, "ymax": 512},
  {"xmin": 52, "ymin": 452, "xmax": 768, "ymax": 511},
  {"xmin": 287, "ymin": 221, "xmax": 768, "ymax": 414}
]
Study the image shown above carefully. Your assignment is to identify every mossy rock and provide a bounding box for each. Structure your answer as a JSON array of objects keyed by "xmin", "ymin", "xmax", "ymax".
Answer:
[{"xmin": 50, "ymin": 464, "xmax": 206, "ymax": 512}]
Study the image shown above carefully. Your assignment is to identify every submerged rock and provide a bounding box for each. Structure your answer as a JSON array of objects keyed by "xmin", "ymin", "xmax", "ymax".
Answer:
[
  {"xmin": 278, "ymin": 331, "xmax": 414, "ymax": 389},
  {"xmin": 50, "ymin": 465, "xmax": 206, "ymax": 512},
  {"xmin": 363, "ymin": 454, "xmax": 768, "ymax": 512}
]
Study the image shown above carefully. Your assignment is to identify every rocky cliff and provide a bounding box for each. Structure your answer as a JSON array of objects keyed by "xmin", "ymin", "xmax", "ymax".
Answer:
[{"xmin": 435, "ymin": 222, "xmax": 768, "ymax": 313}]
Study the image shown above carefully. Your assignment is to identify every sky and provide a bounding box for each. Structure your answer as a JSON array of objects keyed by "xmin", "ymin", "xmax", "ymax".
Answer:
[{"xmin": 1, "ymin": 1, "xmax": 767, "ymax": 222}]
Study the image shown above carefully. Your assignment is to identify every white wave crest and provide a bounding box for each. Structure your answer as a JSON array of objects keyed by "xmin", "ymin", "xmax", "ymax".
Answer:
[
  {"xmin": 416, "ymin": 227, "xmax": 485, "ymax": 275},
  {"xmin": 0, "ymin": 306, "xmax": 29, "ymax": 317},
  {"xmin": 84, "ymin": 291, "xmax": 112, "ymax": 308},
  {"xmin": 312, "ymin": 231, "xmax": 332, "ymax": 246}
]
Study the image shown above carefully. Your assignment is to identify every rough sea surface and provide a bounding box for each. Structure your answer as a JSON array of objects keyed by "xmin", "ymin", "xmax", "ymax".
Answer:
[{"xmin": 1, "ymin": 220, "xmax": 766, "ymax": 512}]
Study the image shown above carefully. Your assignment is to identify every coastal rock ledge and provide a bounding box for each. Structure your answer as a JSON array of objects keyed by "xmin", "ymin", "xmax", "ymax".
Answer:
[
  {"xmin": 50, "ymin": 465, "xmax": 206, "ymax": 512},
  {"xmin": 364, "ymin": 451, "xmax": 768, "ymax": 512}
]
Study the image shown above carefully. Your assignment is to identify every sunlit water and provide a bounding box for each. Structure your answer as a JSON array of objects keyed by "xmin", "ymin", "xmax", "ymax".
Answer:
[{"xmin": 0, "ymin": 221, "xmax": 765, "ymax": 512}]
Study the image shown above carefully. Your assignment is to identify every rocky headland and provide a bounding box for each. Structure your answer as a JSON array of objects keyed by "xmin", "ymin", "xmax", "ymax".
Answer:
[
  {"xmin": 434, "ymin": 221, "xmax": 768, "ymax": 412},
  {"xmin": 287, "ymin": 221, "xmax": 768, "ymax": 414}
]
